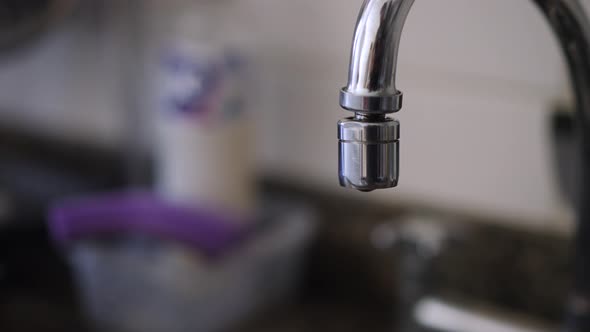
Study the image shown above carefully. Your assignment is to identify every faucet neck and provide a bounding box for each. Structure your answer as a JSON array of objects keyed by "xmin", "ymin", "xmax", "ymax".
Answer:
[
  {"xmin": 340, "ymin": 0, "xmax": 414, "ymax": 114},
  {"xmin": 341, "ymin": 0, "xmax": 590, "ymax": 123}
]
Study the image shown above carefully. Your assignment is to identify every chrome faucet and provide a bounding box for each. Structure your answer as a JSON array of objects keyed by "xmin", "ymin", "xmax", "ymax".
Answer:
[
  {"xmin": 338, "ymin": 0, "xmax": 590, "ymax": 192},
  {"xmin": 338, "ymin": 0, "xmax": 590, "ymax": 329}
]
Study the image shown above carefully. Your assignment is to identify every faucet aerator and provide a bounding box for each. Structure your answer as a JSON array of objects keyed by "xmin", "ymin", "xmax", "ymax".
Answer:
[{"xmin": 338, "ymin": 116, "xmax": 400, "ymax": 191}]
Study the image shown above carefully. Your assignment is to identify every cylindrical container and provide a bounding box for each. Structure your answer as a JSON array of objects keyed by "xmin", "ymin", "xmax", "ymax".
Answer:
[{"xmin": 154, "ymin": 0, "xmax": 255, "ymax": 220}]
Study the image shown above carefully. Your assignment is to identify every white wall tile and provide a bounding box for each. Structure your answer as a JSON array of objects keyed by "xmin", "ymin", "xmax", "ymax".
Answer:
[
  {"xmin": 0, "ymin": 0, "xmax": 580, "ymax": 228},
  {"xmin": 235, "ymin": 0, "xmax": 575, "ymax": 225}
]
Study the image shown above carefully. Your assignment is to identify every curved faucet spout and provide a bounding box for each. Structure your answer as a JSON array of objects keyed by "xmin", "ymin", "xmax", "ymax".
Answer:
[
  {"xmin": 338, "ymin": 0, "xmax": 415, "ymax": 192},
  {"xmin": 340, "ymin": 0, "xmax": 414, "ymax": 114},
  {"xmin": 341, "ymin": 0, "xmax": 590, "ymax": 120}
]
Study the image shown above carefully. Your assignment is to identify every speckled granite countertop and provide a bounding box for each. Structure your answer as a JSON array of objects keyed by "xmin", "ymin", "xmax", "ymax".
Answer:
[
  {"xmin": 238, "ymin": 181, "xmax": 574, "ymax": 331},
  {"xmin": 0, "ymin": 180, "xmax": 574, "ymax": 332}
]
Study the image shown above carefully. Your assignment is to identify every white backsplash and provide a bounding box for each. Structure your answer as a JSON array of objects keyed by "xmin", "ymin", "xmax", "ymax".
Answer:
[{"xmin": 0, "ymin": 0, "xmax": 582, "ymax": 230}]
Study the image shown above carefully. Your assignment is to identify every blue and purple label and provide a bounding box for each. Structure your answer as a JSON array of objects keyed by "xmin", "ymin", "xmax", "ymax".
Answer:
[{"xmin": 159, "ymin": 44, "xmax": 246, "ymax": 125}]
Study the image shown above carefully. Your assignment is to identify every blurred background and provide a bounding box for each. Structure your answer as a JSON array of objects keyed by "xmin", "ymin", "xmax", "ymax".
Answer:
[{"xmin": 0, "ymin": 0, "xmax": 584, "ymax": 331}]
